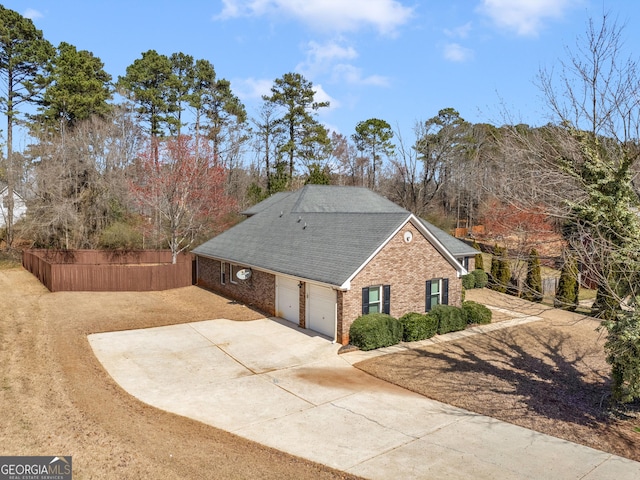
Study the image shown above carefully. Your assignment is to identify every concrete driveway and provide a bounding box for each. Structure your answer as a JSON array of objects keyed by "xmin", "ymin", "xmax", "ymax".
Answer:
[{"xmin": 89, "ymin": 316, "xmax": 640, "ymax": 480}]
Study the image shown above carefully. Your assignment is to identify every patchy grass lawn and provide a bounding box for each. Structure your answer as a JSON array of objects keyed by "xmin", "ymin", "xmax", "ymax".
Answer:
[{"xmin": 355, "ymin": 289, "xmax": 640, "ymax": 462}]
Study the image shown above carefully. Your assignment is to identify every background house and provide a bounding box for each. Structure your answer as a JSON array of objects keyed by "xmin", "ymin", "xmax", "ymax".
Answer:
[
  {"xmin": 193, "ymin": 185, "xmax": 477, "ymax": 345},
  {"xmin": 0, "ymin": 182, "xmax": 27, "ymax": 229}
]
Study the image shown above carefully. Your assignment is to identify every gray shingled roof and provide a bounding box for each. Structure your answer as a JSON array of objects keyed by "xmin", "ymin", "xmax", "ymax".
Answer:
[
  {"xmin": 193, "ymin": 185, "xmax": 471, "ymax": 287},
  {"xmin": 419, "ymin": 220, "xmax": 479, "ymax": 257}
]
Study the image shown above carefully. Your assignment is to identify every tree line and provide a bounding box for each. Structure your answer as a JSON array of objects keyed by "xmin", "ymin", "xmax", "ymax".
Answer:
[
  {"xmin": 0, "ymin": 5, "xmax": 524, "ymax": 257},
  {"xmin": 2, "ymin": 7, "xmax": 640, "ymax": 402}
]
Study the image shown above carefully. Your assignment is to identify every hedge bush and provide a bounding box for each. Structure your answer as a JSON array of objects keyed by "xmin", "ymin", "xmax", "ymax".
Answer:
[
  {"xmin": 462, "ymin": 301, "xmax": 492, "ymax": 325},
  {"xmin": 461, "ymin": 273, "xmax": 476, "ymax": 290},
  {"xmin": 431, "ymin": 305, "xmax": 467, "ymax": 335},
  {"xmin": 399, "ymin": 312, "xmax": 438, "ymax": 342},
  {"xmin": 471, "ymin": 269, "xmax": 489, "ymax": 288},
  {"xmin": 349, "ymin": 313, "xmax": 403, "ymax": 351}
]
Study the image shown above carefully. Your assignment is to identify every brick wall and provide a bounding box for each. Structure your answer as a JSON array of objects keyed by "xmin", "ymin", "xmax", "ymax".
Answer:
[
  {"xmin": 299, "ymin": 282, "xmax": 307, "ymax": 328},
  {"xmin": 196, "ymin": 256, "xmax": 276, "ymax": 315},
  {"xmin": 337, "ymin": 220, "xmax": 462, "ymax": 345}
]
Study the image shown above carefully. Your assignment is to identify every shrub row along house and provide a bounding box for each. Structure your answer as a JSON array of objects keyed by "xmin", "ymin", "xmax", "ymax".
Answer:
[{"xmin": 193, "ymin": 185, "xmax": 478, "ymax": 344}]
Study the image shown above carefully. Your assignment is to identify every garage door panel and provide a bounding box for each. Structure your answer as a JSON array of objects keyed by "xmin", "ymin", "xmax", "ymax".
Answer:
[
  {"xmin": 277, "ymin": 277, "xmax": 299, "ymax": 324},
  {"xmin": 308, "ymin": 285, "xmax": 336, "ymax": 338}
]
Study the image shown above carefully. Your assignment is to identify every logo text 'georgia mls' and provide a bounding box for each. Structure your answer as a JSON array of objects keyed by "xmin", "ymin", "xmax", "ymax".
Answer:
[{"xmin": 0, "ymin": 456, "xmax": 72, "ymax": 480}]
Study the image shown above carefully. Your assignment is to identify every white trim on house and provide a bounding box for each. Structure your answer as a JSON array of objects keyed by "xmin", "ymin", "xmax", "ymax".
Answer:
[{"xmin": 339, "ymin": 214, "xmax": 468, "ymax": 290}]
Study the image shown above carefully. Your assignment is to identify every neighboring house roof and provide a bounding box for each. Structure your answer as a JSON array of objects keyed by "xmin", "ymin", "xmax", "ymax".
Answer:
[
  {"xmin": 419, "ymin": 220, "xmax": 479, "ymax": 258},
  {"xmin": 1, "ymin": 182, "xmax": 28, "ymax": 229},
  {"xmin": 193, "ymin": 185, "xmax": 473, "ymax": 288},
  {"xmin": 0, "ymin": 182, "xmax": 26, "ymax": 200}
]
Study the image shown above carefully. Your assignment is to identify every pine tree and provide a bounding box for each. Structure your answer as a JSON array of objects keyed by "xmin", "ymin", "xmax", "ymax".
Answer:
[
  {"xmin": 262, "ymin": 72, "xmax": 330, "ymax": 181},
  {"xmin": 555, "ymin": 255, "xmax": 579, "ymax": 311},
  {"xmin": 0, "ymin": 6, "xmax": 54, "ymax": 248},
  {"xmin": 523, "ymin": 248, "xmax": 543, "ymax": 302},
  {"xmin": 472, "ymin": 240, "xmax": 483, "ymax": 270},
  {"xmin": 490, "ymin": 245, "xmax": 509, "ymax": 293},
  {"xmin": 39, "ymin": 42, "xmax": 112, "ymax": 130}
]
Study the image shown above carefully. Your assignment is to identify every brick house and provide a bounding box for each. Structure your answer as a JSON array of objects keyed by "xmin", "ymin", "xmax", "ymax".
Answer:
[{"xmin": 193, "ymin": 185, "xmax": 477, "ymax": 345}]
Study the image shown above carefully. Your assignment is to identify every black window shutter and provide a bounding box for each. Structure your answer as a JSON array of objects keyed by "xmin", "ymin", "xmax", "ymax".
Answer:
[
  {"xmin": 442, "ymin": 278, "xmax": 449, "ymax": 305},
  {"xmin": 383, "ymin": 285, "xmax": 391, "ymax": 314},
  {"xmin": 425, "ymin": 280, "xmax": 432, "ymax": 311},
  {"xmin": 362, "ymin": 287, "xmax": 369, "ymax": 315}
]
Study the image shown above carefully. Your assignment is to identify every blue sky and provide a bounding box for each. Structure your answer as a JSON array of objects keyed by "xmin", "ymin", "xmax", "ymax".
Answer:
[{"xmin": 7, "ymin": 0, "xmax": 640, "ymax": 139}]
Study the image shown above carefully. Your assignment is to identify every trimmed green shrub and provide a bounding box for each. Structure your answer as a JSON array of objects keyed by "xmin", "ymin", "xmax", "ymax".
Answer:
[
  {"xmin": 461, "ymin": 273, "xmax": 476, "ymax": 290},
  {"xmin": 472, "ymin": 240, "xmax": 483, "ymax": 270},
  {"xmin": 399, "ymin": 312, "xmax": 438, "ymax": 342},
  {"xmin": 471, "ymin": 269, "xmax": 489, "ymax": 288},
  {"xmin": 431, "ymin": 305, "xmax": 467, "ymax": 335},
  {"xmin": 522, "ymin": 248, "xmax": 543, "ymax": 302},
  {"xmin": 490, "ymin": 246, "xmax": 511, "ymax": 293},
  {"xmin": 349, "ymin": 313, "xmax": 403, "ymax": 351},
  {"xmin": 462, "ymin": 301, "xmax": 492, "ymax": 325},
  {"xmin": 555, "ymin": 256, "xmax": 579, "ymax": 311}
]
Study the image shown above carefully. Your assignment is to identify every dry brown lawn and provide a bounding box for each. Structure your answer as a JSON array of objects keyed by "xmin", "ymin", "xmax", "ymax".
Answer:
[
  {"xmin": 0, "ymin": 267, "xmax": 362, "ymax": 480},
  {"xmin": 355, "ymin": 289, "xmax": 640, "ymax": 462}
]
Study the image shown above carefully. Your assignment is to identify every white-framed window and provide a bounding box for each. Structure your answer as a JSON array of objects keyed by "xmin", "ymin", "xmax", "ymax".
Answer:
[
  {"xmin": 362, "ymin": 285, "xmax": 390, "ymax": 315},
  {"xmin": 429, "ymin": 280, "xmax": 441, "ymax": 308},
  {"xmin": 230, "ymin": 264, "xmax": 238, "ymax": 284},
  {"xmin": 368, "ymin": 286, "xmax": 382, "ymax": 313},
  {"xmin": 426, "ymin": 278, "xmax": 449, "ymax": 311},
  {"xmin": 220, "ymin": 262, "xmax": 227, "ymax": 285}
]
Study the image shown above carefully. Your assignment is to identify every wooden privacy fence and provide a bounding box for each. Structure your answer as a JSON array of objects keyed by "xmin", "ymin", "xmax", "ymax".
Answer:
[{"xmin": 22, "ymin": 249, "xmax": 194, "ymax": 292}]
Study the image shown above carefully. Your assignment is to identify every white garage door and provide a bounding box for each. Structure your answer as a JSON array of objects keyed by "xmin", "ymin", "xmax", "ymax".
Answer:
[
  {"xmin": 307, "ymin": 284, "xmax": 336, "ymax": 339},
  {"xmin": 277, "ymin": 276, "xmax": 299, "ymax": 324}
]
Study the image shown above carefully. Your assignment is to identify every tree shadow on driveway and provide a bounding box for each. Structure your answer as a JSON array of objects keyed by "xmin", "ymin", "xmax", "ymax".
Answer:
[{"xmin": 356, "ymin": 318, "xmax": 640, "ymax": 461}]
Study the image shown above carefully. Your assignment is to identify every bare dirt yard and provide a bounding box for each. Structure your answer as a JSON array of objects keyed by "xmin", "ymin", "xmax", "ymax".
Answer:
[
  {"xmin": 0, "ymin": 266, "xmax": 362, "ymax": 479},
  {"xmin": 356, "ymin": 289, "xmax": 640, "ymax": 462}
]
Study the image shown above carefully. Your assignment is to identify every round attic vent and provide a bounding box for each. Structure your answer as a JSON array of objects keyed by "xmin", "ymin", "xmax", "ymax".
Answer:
[{"xmin": 403, "ymin": 231, "xmax": 413, "ymax": 243}]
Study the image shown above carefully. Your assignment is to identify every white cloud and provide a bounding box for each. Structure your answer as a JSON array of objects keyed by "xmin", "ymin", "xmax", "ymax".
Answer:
[
  {"xmin": 443, "ymin": 43, "xmax": 474, "ymax": 62},
  {"xmin": 444, "ymin": 22, "xmax": 472, "ymax": 39},
  {"xmin": 332, "ymin": 64, "xmax": 390, "ymax": 87},
  {"xmin": 296, "ymin": 39, "xmax": 357, "ymax": 77},
  {"xmin": 233, "ymin": 77, "xmax": 274, "ymax": 101},
  {"xmin": 23, "ymin": 8, "xmax": 43, "ymax": 20},
  {"xmin": 296, "ymin": 40, "xmax": 389, "ymax": 88},
  {"xmin": 312, "ymin": 84, "xmax": 340, "ymax": 111},
  {"xmin": 306, "ymin": 40, "xmax": 358, "ymax": 65},
  {"xmin": 477, "ymin": 0, "xmax": 580, "ymax": 37},
  {"xmin": 216, "ymin": 0, "xmax": 414, "ymax": 35}
]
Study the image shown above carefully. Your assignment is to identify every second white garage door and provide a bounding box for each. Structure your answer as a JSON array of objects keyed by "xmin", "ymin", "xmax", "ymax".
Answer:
[
  {"xmin": 307, "ymin": 284, "xmax": 337, "ymax": 339},
  {"xmin": 277, "ymin": 276, "xmax": 300, "ymax": 324}
]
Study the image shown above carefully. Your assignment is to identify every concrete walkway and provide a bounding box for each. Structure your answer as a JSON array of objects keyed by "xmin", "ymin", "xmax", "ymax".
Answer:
[{"xmin": 89, "ymin": 309, "xmax": 640, "ymax": 479}]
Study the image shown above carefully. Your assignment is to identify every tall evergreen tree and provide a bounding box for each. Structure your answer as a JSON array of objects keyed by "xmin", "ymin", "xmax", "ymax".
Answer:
[
  {"xmin": 251, "ymin": 102, "xmax": 285, "ymax": 195},
  {"xmin": 352, "ymin": 118, "xmax": 394, "ymax": 190},
  {"xmin": 203, "ymin": 78, "xmax": 247, "ymax": 165},
  {"xmin": 262, "ymin": 72, "xmax": 329, "ymax": 182},
  {"xmin": 168, "ymin": 52, "xmax": 194, "ymax": 136},
  {"xmin": 0, "ymin": 6, "xmax": 54, "ymax": 248},
  {"xmin": 117, "ymin": 50, "xmax": 177, "ymax": 161},
  {"xmin": 38, "ymin": 42, "xmax": 112, "ymax": 131}
]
